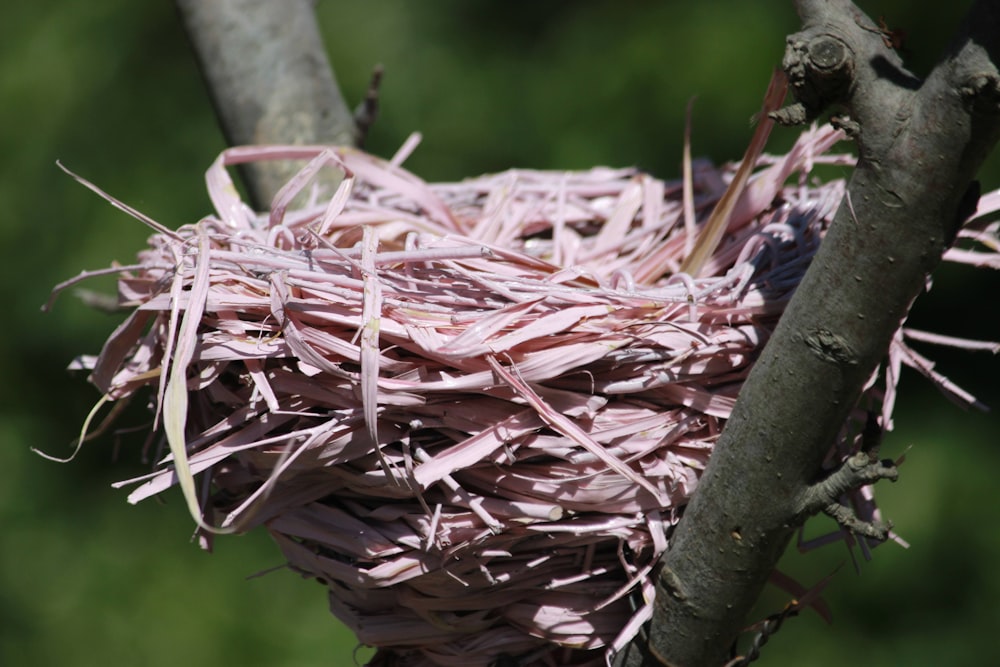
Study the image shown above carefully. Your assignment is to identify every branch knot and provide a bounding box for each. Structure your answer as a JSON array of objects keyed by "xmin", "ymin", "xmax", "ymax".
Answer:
[
  {"xmin": 773, "ymin": 32, "xmax": 854, "ymax": 126},
  {"xmin": 960, "ymin": 72, "xmax": 1000, "ymax": 115},
  {"xmin": 803, "ymin": 328, "xmax": 858, "ymax": 366},
  {"xmin": 808, "ymin": 36, "xmax": 850, "ymax": 74}
]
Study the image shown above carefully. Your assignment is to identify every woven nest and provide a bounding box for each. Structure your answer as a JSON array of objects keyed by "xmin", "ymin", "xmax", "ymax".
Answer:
[{"xmin": 53, "ymin": 124, "xmax": 999, "ymax": 667}]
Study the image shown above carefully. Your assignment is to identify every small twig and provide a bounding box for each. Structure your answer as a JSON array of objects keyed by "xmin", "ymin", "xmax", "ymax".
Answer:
[
  {"xmin": 822, "ymin": 501, "xmax": 893, "ymax": 540},
  {"xmin": 797, "ymin": 414, "xmax": 897, "ymax": 540},
  {"xmin": 354, "ymin": 64, "xmax": 384, "ymax": 149},
  {"xmin": 725, "ymin": 598, "xmax": 804, "ymax": 667},
  {"xmin": 74, "ymin": 288, "xmax": 125, "ymax": 314},
  {"xmin": 726, "ymin": 567, "xmax": 839, "ymax": 667}
]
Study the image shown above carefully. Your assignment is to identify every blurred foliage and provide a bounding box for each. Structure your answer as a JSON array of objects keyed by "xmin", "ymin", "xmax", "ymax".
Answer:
[{"xmin": 2, "ymin": 1, "xmax": 997, "ymax": 665}]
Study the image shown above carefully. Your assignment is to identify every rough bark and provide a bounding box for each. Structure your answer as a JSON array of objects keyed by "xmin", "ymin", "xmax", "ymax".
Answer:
[
  {"xmin": 627, "ymin": 2, "xmax": 1000, "ymax": 665},
  {"xmin": 174, "ymin": 0, "xmax": 357, "ymax": 207}
]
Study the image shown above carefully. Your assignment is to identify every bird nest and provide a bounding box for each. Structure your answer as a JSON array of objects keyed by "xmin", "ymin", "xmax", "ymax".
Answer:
[{"xmin": 50, "ymin": 124, "xmax": 999, "ymax": 667}]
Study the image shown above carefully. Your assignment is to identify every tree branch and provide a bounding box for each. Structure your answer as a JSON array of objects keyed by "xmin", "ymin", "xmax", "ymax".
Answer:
[
  {"xmin": 634, "ymin": 1, "xmax": 1000, "ymax": 665},
  {"xmin": 174, "ymin": 0, "xmax": 357, "ymax": 207}
]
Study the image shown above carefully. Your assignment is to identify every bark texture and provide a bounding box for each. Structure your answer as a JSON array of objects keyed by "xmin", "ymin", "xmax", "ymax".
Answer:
[
  {"xmin": 630, "ymin": 1, "xmax": 1000, "ymax": 665},
  {"xmin": 174, "ymin": 0, "xmax": 356, "ymax": 207}
]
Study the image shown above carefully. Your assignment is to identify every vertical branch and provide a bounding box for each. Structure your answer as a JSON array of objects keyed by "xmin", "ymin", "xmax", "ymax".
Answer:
[
  {"xmin": 175, "ymin": 0, "xmax": 357, "ymax": 207},
  {"xmin": 633, "ymin": 1, "xmax": 1000, "ymax": 665}
]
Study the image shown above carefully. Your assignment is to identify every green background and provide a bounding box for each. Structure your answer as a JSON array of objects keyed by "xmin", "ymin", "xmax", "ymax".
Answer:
[{"xmin": 2, "ymin": 1, "xmax": 997, "ymax": 665}]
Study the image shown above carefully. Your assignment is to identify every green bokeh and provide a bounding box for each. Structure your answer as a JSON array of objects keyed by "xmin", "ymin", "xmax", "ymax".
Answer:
[{"xmin": 2, "ymin": 2, "xmax": 996, "ymax": 665}]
